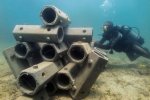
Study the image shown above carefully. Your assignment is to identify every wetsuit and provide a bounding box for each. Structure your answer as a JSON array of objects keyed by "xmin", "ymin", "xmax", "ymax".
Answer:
[{"xmin": 95, "ymin": 25, "xmax": 150, "ymax": 61}]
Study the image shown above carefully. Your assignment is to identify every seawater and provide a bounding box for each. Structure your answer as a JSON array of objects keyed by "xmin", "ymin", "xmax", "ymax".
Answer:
[{"xmin": 0, "ymin": 0, "xmax": 150, "ymax": 55}]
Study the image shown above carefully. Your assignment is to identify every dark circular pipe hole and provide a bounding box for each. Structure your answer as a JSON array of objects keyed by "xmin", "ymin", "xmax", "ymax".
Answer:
[
  {"xmin": 19, "ymin": 74, "xmax": 36, "ymax": 91},
  {"xmin": 46, "ymin": 82, "xmax": 56, "ymax": 95},
  {"xmin": 57, "ymin": 74, "xmax": 70, "ymax": 87},
  {"xmin": 57, "ymin": 27, "xmax": 64, "ymax": 42},
  {"xmin": 15, "ymin": 43, "xmax": 27, "ymax": 57},
  {"xmin": 70, "ymin": 46, "xmax": 85, "ymax": 61},
  {"xmin": 42, "ymin": 7, "xmax": 56, "ymax": 24},
  {"xmin": 41, "ymin": 45, "xmax": 56, "ymax": 60}
]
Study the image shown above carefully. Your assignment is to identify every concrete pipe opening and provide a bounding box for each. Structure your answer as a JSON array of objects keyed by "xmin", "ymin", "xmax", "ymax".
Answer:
[
  {"xmin": 70, "ymin": 46, "xmax": 85, "ymax": 61},
  {"xmin": 42, "ymin": 7, "xmax": 56, "ymax": 24},
  {"xmin": 46, "ymin": 82, "xmax": 57, "ymax": 95},
  {"xmin": 15, "ymin": 43, "xmax": 27, "ymax": 58},
  {"xmin": 41, "ymin": 45, "xmax": 56, "ymax": 60},
  {"xmin": 18, "ymin": 73, "xmax": 36, "ymax": 91},
  {"xmin": 57, "ymin": 73, "xmax": 70, "ymax": 89}
]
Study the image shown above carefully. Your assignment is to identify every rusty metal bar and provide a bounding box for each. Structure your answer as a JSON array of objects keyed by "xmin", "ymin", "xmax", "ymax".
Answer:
[
  {"xmin": 13, "ymin": 25, "xmax": 64, "ymax": 43},
  {"xmin": 69, "ymin": 48, "xmax": 108, "ymax": 100},
  {"xmin": 56, "ymin": 63, "xmax": 80, "ymax": 90},
  {"xmin": 39, "ymin": 42, "xmax": 68, "ymax": 61},
  {"xmin": 17, "ymin": 61, "xmax": 63, "ymax": 95},
  {"xmin": 67, "ymin": 42, "xmax": 92, "ymax": 63},
  {"xmin": 40, "ymin": 5, "xmax": 71, "ymax": 26}
]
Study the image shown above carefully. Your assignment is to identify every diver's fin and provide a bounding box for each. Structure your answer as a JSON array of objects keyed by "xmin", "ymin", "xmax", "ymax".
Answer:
[{"xmin": 133, "ymin": 44, "xmax": 150, "ymax": 59}]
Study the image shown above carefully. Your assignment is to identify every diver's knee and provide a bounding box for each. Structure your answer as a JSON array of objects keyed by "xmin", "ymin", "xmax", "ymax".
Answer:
[
  {"xmin": 138, "ymin": 37, "xmax": 144, "ymax": 45},
  {"xmin": 143, "ymin": 47, "xmax": 150, "ymax": 53}
]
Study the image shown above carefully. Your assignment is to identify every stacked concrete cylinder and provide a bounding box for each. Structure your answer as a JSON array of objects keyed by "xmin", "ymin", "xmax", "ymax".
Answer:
[{"xmin": 3, "ymin": 5, "xmax": 108, "ymax": 100}]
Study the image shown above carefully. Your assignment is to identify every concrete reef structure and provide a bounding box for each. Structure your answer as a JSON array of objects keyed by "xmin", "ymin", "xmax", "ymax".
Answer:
[{"xmin": 3, "ymin": 5, "xmax": 108, "ymax": 100}]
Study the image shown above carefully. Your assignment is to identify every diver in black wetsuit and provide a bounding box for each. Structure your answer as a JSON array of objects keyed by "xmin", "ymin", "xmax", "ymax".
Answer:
[{"xmin": 94, "ymin": 21, "xmax": 150, "ymax": 61}]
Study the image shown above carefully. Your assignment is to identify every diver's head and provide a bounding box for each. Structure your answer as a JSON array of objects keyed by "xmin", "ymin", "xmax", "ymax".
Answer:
[{"xmin": 103, "ymin": 21, "xmax": 114, "ymax": 33}]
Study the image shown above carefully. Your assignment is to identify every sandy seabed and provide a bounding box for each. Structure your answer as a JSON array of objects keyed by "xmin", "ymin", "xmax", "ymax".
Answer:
[{"xmin": 0, "ymin": 52, "xmax": 150, "ymax": 100}]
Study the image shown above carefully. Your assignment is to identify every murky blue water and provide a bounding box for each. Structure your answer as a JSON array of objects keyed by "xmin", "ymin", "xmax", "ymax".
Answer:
[{"xmin": 0, "ymin": 0, "xmax": 150, "ymax": 53}]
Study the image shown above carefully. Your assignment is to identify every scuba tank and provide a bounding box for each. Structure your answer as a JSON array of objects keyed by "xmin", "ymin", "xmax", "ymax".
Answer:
[{"xmin": 121, "ymin": 25, "xmax": 144, "ymax": 45}]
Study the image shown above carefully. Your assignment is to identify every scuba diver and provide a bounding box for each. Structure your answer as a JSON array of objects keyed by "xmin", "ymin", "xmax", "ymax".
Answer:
[{"xmin": 94, "ymin": 21, "xmax": 150, "ymax": 61}]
